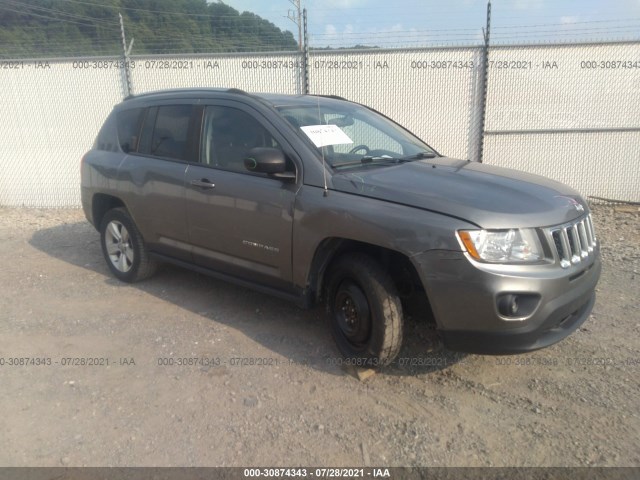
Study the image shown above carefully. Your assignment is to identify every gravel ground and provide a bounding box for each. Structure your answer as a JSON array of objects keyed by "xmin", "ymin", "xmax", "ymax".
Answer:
[{"xmin": 0, "ymin": 203, "xmax": 638, "ymax": 467}]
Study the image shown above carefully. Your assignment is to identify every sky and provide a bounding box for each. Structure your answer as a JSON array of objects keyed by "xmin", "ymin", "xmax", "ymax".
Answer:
[{"xmin": 224, "ymin": 0, "xmax": 640, "ymax": 48}]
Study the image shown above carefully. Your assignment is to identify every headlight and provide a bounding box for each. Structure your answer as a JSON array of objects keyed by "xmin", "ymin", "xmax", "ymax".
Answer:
[{"xmin": 457, "ymin": 229, "xmax": 543, "ymax": 263}]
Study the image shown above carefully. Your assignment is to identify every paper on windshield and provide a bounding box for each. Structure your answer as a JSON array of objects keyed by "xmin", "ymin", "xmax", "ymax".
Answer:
[{"xmin": 300, "ymin": 124, "xmax": 354, "ymax": 148}]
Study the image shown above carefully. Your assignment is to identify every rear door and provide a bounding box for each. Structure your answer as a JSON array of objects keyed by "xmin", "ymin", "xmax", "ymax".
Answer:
[
  {"xmin": 119, "ymin": 104, "xmax": 198, "ymax": 261},
  {"xmin": 184, "ymin": 101, "xmax": 300, "ymax": 290}
]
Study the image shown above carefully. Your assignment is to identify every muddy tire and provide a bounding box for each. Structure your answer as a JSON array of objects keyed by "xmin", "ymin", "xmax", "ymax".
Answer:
[{"xmin": 326, "ymin": 253, "xmax": 403, "ymax": 367}]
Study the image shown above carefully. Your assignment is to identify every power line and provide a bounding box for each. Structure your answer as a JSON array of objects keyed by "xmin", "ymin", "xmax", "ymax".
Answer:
[
  {"xmin": 493, "ymin": 17, "xmax": 640, "ymax": 29},
  {"xmin": 57, "ymin": 0, "xmax": 291, "ymax": 22},
  {"xmin": 0, "ymin": 4, "xmax": 111, "ymax": 28},
  {"xmin": 490, "ymin": 25, "xmax": 640, "ymax": 37},
  {"xmin": 2, "ymin": 1, "xmax": 639, "ymax": 57},
  {"xmin": 1, "ymin": 0, "xmax": 119, "ymax": 26},
  {"xmin": 311, "ymin": 26, "xmax": 482, "ymax": 36}
]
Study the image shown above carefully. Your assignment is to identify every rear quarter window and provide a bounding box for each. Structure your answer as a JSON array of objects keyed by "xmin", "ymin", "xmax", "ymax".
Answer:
[{"xmin": 93, "ymin": 112, "xmax": 119, "ymax": 152}]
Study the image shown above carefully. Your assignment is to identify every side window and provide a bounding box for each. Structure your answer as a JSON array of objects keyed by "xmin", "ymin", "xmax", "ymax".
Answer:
[
  {"xmin": 94, "ymin": 112, "xmax": 119, "ymax": 152},
  {"xmin": 148, "ymin": 105, "xmax": 193, "ymax": 161},
  {"xmin": 201, "ymin": 106, "xmax": 284, "ymax": 174},
  {"xmin": 116, "ymin": 108, "xmax": 144, "ymax": 153},
  {"xmin": 137, "ymin": 107, "xmax": 157, "ymax": 156}
]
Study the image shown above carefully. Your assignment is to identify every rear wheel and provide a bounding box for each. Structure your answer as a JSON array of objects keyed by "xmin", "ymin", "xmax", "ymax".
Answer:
[
  {"xmin": 326, "ymin": 253, "xmax": 403, "ymax": 367},
  {"xmin": 100, "ymin": 208, "xmax": 157, "ymax": 282}
]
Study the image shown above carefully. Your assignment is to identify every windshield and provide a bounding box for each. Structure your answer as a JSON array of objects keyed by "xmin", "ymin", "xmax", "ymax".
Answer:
[{"xmin": 277, "ymin": 102, "xmax": 437, "ymax": 168}]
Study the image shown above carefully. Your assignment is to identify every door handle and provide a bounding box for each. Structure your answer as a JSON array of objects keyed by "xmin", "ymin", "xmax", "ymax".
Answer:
[{"xmin": 190, "ymin": 179, "xmax": 216, "ymax": 189}]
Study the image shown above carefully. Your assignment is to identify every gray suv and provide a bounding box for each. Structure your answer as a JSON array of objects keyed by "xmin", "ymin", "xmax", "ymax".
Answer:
[{"xmin": 81, "ymin": 88, "xmax": 601, "ymax": 366}]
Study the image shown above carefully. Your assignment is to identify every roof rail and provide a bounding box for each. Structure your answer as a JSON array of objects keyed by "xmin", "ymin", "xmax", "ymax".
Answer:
[
  {"xmin": 313, "ymin": 94, "xmax": 349, "ymax": 102},
  {"xmin": 123, "ymin": 87, "xmax": 245, "ymax": 101},
  {"xmin": 226, "ymin": 88, "xmax": 250, "ymax": 96}
]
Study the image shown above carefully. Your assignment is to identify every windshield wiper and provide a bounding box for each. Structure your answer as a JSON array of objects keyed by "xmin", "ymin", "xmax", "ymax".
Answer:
[
  {"xmin": 397, "ymin": 151, "xmax": 437, "ymax": 162},
  {"xmin": 332, "ymin": 156, "xmax": 397, "ymax": 169},
  {"xmin": 332, "ymin": 151, "xmax": 437, "ymax": 169},
  {"xmin": 361, "ymin": 155, "xmax": 398, "ymax": 164}
]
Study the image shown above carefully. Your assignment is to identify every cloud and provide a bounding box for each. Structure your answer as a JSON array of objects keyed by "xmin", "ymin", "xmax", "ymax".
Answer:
[
  {"xmin": 512, "ymin": 0, "xmax": 544, "ymax": 10},
  {"xmin": 322, "ymin": 22, "xmax": 355, "ymax": 40},
  {"xmin": 560, "ymin": 16, "xmax": 579, "ymax": 24},
  {"xmin": 320, "ymin": 23, "xmax": 424, "ymax": 47},
  {"xmin": 322, "ymin": 0, "xmax": 369, "ymax": 8},
  {"xmin": 324, "ymin": 24, "xmax": 337, "ymax": 37},
  {"xmin": 622, "ymin": 0, "xmax": 640, "ymax": 12}
]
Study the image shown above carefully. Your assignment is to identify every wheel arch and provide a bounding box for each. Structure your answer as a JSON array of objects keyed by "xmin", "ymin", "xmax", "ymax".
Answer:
[
  {"xmin": 307, "ymin": 237, "xmax": 429, "ymax": 306},
  {"xmin": 92, "ymin": 193, "xmax": 127, "ymax": 231}
]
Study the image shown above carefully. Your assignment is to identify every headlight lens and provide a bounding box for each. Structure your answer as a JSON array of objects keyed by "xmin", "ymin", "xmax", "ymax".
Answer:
[{"xmin": 457, "ymin": 229, "xmax": 543, "ymax": 263}]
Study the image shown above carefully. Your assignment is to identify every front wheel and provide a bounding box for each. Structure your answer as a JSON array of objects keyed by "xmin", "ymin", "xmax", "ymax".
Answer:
[
  {"xmin": 326, "ymin": 254, "xmax": 403, "ymax": 367},
  {"xmin": 100, "ymin": 208, "xmax": 157, "ymax": 282}
]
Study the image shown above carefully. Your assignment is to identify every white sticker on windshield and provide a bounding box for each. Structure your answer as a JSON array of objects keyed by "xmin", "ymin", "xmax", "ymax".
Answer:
[{"xmin": 300, "ymin": 124, "xmax": 354, "ymax": 148}]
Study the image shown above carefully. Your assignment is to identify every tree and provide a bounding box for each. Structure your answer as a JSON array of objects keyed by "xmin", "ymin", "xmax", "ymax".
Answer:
[{"xmin": 0, "ymin": 0, "xmax": 298, "ymax": 58}]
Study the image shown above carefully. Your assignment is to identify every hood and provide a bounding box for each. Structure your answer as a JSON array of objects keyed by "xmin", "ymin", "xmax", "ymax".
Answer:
[{"xmin": 330, "ymin": 157, "xmax": 588, "ymax": 229}]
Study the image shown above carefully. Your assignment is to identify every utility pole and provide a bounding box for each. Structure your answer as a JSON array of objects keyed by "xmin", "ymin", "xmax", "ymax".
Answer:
[
  {"xmin": 477, "ymin": 0, "xmax": 491, "ymax": 163},
  {"xmin": 302, "ymin": 8, "xmax": 309, "ymax": 94},
  {"xmin": 287, "ymin": 0, "xmax": 304, "ymax": 94},
  {"xmin": 119, "ymin": 13, "xmax": 134, "ymax": 97},
  {"xmin": 287, "ymin": 0, "xmax": 303, "ymax": 51}
]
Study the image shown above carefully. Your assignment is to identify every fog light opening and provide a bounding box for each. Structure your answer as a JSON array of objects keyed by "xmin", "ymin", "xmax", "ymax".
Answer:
[
  {"xmin": 497, "ymin": 293, "xmax": 541, "ymax": 320},
  {"xmin": 498, "ymin": 294, "xmax": 519, "ymax": 317},
  {"xmin": 510, "ymin": 296, "xmax": 518, "ymax": 315}
]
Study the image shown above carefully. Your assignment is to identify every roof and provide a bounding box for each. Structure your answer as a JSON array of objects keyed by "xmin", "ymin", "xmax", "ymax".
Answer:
[{"xmin": 122, "ymin": 88, "xmax": 350, "ymax": 109}]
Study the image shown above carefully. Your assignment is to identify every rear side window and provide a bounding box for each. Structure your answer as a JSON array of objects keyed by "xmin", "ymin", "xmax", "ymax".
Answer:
[
  {"xmin": 150, "ymin": 105, "xmax": 193, "ymax": 161},
  {"xmin": 116, "ymin": 108, "xmax": 144, "ymax": 153}
]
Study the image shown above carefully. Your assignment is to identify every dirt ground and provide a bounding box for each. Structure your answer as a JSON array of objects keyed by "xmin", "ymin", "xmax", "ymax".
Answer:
[{"xmin": 0, "ymin": 203, "xmax": 638, "ymax": 467}]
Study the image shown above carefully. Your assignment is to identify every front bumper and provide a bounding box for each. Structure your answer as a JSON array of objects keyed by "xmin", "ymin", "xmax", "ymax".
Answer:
[{"xmin": 414, "ymin": 245, "xmax": 601, "ymax": 355}]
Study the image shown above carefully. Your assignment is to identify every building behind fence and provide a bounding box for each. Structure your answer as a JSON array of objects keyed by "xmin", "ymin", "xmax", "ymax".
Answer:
[{"xmin": 1, "ymin": 40, "xmax": 638, "ymax": 207}]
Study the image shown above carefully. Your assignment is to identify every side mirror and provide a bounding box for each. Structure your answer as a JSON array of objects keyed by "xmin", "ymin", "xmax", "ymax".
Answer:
[{"xmin": 244, "ymin": 147, "xmax": 296, "ymax": 180}]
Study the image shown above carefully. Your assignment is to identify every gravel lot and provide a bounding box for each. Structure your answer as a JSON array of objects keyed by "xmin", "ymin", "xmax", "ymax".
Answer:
[{"xmin": 0, "ymin": 203, "xmax": 638, "ymax": 467}]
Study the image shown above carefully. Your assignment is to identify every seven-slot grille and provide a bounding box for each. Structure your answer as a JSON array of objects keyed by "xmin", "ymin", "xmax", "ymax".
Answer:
[{"xmin": 548, "ymin": 214, "xmax": 597, "ymax": 268}]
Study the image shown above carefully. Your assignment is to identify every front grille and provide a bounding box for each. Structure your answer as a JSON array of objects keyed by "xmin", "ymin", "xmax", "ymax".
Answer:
[{"xmin": 548, "ymin": 214, "xmax": 597, "ymax": 268}]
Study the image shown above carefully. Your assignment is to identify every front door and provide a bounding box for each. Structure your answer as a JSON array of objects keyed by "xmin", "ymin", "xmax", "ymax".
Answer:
[{"xmin": 184, "ymin": 103, "xmax": 299, "ymax": 290}]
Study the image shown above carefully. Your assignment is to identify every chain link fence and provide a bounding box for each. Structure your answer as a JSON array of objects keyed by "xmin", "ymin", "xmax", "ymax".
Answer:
[
  {"xmin": 0, "ymin": 56, "xmax": 125, "ymax": 207},
  {"xmin": 0, "ymin": 41, "xmax": 638, "ymax": 207},
  {"xmin": 128, "ymin": 52, "xmax": 303, "ymax": 95},
  {"xmin": 308, "ymin": 47, "xmax": 484, "ymax": 161},
  {"xmin": 483, "ymin": 41, "xmax": 640, "ymax": 202}
]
